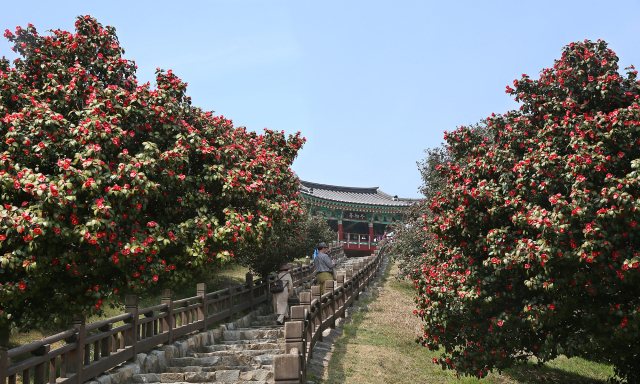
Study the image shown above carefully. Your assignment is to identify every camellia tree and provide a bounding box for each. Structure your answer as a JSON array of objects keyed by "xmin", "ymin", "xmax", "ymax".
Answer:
[
  {"xmin": 0, "ymin": 16, "xmax": 305, "ymax": 333},
  {"xmin": 414, "ymin": 40, "xmax": 640, "ymax": 382},
  {"xmin": 236, "ymin": 208, "xmax": 336, "ymax": 277},
  {"xmin": 386, "ymin": 202, "xmax": 431, "ymax": 279},
  {"xmin": 388, "ymin": 136, "xmax": 483, "ymax": 279}
]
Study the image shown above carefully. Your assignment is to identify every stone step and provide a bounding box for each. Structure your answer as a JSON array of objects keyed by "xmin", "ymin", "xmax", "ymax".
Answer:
[
  {"xmin": 222, "ymin": 329, "xmax": 283, "ymax": 341},
  {"xmin": 193, "ymin": 349, "xmax": 283, "ymax": 358},
  {"xmin": 133, "ymin": 369, "xmax": 273, "ymax": 382},
  {"xmin": 249, "ymin": 321, "xmax": 280, "ymax": 327},
  {"xmin": 217, "ymin": 338, "xmax": 285, "ymax": 345},
  {"xmin": 169, "ymin": 354, "xmax": 275, "ymax": 368},
  {"xmin": 205, "ymin": 342, "xmax": 283, "ymax": 352},
  {"xmin": 164, "ymin": 364, "xmax": 272, "ymax": 373},
  {"xmin": 253, "ymin": 315, "xmax": 277, "ymax": 322}
]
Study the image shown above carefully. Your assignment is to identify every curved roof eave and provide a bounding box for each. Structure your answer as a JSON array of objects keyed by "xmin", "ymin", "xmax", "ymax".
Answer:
[{"xmin": 301, "ymin": 192, "xmax": 412, "ymax": 208}]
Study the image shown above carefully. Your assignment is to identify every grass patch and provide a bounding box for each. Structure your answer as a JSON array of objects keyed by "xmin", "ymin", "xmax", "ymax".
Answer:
[{"xmin": 320, "ymin": 260, "xmax": 615, "ymax": 384}]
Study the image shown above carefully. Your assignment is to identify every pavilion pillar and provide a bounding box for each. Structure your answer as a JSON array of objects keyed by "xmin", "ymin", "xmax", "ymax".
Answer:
[
  {"xmin": 338, "ymin": 220, "xmax": 343, "ymax": 243},
  {"xmin": 368, "ymin": 223, "xmax": 374, "ymax": 249}
]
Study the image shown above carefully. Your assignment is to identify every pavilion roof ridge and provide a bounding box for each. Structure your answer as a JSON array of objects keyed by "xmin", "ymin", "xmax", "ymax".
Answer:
[
  {"xmin": 299, "ymin": 180, "xmax": 414, "ymax": 207},
  {"xmin": 299, "ymin": 180, "xmax": 380, "ymax": 194}
]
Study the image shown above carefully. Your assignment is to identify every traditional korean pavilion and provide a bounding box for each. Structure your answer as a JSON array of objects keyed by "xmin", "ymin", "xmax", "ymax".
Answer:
[{"xmin": 299, "ymin": 180, "xmax": 418, "ymax": 257}]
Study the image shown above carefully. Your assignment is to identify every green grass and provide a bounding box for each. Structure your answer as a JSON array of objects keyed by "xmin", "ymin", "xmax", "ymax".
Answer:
[{"xmin": 319, "ymin": 260, "xmax": 616, "ymax": 384}]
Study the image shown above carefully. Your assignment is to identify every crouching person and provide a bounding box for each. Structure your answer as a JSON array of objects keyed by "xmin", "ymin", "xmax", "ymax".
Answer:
[{"xmin": 273, "ymin": 263, "xmax": 293, "ymax": 325}]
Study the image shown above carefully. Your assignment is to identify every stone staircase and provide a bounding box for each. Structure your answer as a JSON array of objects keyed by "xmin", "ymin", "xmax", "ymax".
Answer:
[
  {"xmin": 132, "ymin": 314, "xmax": 284, "ymax": 384},
  {"xmin": 128, "ymin": 256, "xmax": 374, "ymax": 384},
  {"xmin": 334, "ymin": 256, "xmax": 370, "ymax": 276}
]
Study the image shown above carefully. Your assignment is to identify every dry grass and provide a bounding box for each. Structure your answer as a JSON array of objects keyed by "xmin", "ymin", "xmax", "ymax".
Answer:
[{"xmin": 320, "ymin": 262, "xmax": 614, "ymax": 384}]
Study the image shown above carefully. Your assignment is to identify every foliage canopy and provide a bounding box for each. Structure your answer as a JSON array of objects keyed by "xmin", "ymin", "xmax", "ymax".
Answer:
[
  {"xmin": 0, "ymin": 16, "xmax": 304, "ymax": 331},
  {"xmin": 413, "ymin": 40, "xmax": 640, "ymax": 382}
]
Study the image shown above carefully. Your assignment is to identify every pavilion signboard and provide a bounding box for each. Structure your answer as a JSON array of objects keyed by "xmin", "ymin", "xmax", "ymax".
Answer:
[{"xmin": 344, "ymin": 211, "xmax": 367, "ymax": 221}]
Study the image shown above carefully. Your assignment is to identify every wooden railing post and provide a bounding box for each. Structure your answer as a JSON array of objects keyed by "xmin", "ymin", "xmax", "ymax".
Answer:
[
  {"xmin": 263, "ymin": 272, "xmax": 273, "ymax": 313},
  {"xmin": 284, "ymin": 321, "xmax": 305, "ymax": 372},
  {"xmin": 371, "ymin": 256, "xmax": 376, "ymax": 281},
  {"xmin": 358, "ymin": 262, "xmax": 365, "ymax": 293},
  {"xmin": 225, "ymin": 278, "xmax": 234, "ymax": 323},
  {"xmin": 352, "ymin": 266, "xmax": 359, "ymax": 301},
  {"xmin": 143, "ymin": 310, "xmax": 154, "ymax": 341},
  {"xmin": 346, "ymin": 268, "xmax": 354, "ymax": 306},
  {"xmin": 32, "ymin": 344, "xmax": 50, "ymax": 384},
  {"xmin": 337, "ymin": 274, "xmax": 346, "ymax": 319},
  {"xmin": 124, "ymin": 295, "xmax": 138, "ymax": 361},
  {"xmin": 326, "ymin": 280, "xmax": 336, "ymax": 329},
  {"xmin": 0, "ymin": 329, "xmax": 9, "ymax": 384},
  {"xmin": 337, "ymin": 274, "xmax": 344, "ymax": 289},
  {"xmin": 311, "ymin": 286, "xmax": 321, "ymax": 309},
  {"xmin": 311, "ymin": 286, "xmax": 322, "ymax": 342},
  {"xmin": 161, "ymin": 289, "xmax": 174, "ymax": 344},
  {"xmin": 65, "ymin": 315, "xmax": 86, "ymax": 383},
  {"xmin": 99, "ymin": 323, "xmax": 112, "ymax": 359},
  {"xmin": 274, "ymin": 350, "xmax": 301, "ymax": 384},
  {"xmin": 300, "ymin": 291, "xmax": 311, "ymax": 313},
  {"xmin": 246, "ymin": 273, "xmax": 254, "ymax": 312},
  {"xmin": 299, "ymin": 292, "xmax": 312, "ymax": 357},
  {"xmin": 197, "ymin": 283, "xmax": 208, "ymax": 331}
]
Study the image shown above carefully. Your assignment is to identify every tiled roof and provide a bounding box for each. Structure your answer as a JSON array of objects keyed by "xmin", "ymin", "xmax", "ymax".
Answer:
[{"xmin": 299, "ymin": 180, "xmax": 415, "ymax": 207}]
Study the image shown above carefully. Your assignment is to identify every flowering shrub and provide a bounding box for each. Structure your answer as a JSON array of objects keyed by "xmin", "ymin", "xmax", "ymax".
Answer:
[
  {"xmin": 414, "ymin": 40, "xmax": 640, "ymax": 382},
  {"xmin": 389, "ymin": 125, "xmax": 489, "ymax": 279},
  {"xmin": 0, "ymin": 16, "xmax": 304, "ymax": 331},
  {"xmin": 386, "ymin": 202, "xmax": 432, "ymax": 279},
  {"xmin": 236, "ymin": 211, "xmax": 335, "ymax": 276}
]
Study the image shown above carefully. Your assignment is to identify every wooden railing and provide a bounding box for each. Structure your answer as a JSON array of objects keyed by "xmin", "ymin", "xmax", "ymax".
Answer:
[
  {"xmin": 0, "ymin": 242, "xmax": 345, "ymax": 384},
  {"xmin": 273, "ymin": 243, "xmax": 386, "ymax": 383},
  {"xmin": 340, "ymin": 232, "xmax": 381, "ymax": 249}
]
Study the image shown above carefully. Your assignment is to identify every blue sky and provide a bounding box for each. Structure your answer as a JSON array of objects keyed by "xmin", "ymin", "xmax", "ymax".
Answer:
[{"xmin": 3, "ymin": 1, "xmax": 640, "ymax": 198}]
